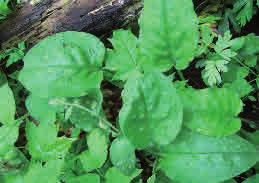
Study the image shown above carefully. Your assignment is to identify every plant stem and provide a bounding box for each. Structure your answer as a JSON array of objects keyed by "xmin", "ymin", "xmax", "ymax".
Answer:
[
  {"xmin": 239, "ymin": 117, "xmax": 259, "ymax": 124},
  {"xmin": 16, "ymin": 113, "xmax": 29, "ymax": 123},
  {"xmin": 233, "ymin": 57, "xmax": 258, "ymax": 77},
  {"xmin": 54, "ymin": 99, "xmax": 120, "ymax": 134},
  {"xmin": 177, "ymin": 70, "xmax": 185, "ymax": 81}
]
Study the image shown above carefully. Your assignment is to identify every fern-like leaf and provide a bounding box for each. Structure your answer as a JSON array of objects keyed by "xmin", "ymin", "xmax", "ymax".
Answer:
[
  {"xmin": 202, "ymin": 60, "xmax": 229, "ymax": 86},
  {"xmin": 233, "ymin": 0, "xmax": 254, "ymax": 27}
]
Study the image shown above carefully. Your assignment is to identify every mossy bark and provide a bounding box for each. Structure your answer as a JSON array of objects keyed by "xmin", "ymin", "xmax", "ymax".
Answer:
[{"xmin": 0, "ymin": 0, "xmax": 142, "ymax": 50}]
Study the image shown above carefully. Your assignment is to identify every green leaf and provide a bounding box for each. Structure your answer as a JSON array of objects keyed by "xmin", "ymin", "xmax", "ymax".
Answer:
[
  {"xmin": 105, "ymin": 30, "xmax": 140, "ymax": 81},
  {"xmin": 68, "ymin": 89, "xmax": 103, "ymax": 132},
  {"xmin": 218, "ymin": 9, "xmax": 241, "ymax": 33},
  {"xmin": 201, "ymin": 59, "xmax": 228, "ymax": 86},
  {"xmin": 79, "ymin": 128, "xmax": 108, "ymax": 172},
  {"xmin": 244, "ymin": 55, "xmax": 257, "ymax": 67},
  {"xmin": 223, "ymin": 79, "xmax": 253, "ymax": 98},
  {"xmin": 26, "ymin": 122, "xmax": 73, "ymax": 160},
  {"xmin": 148, "ymin": 172, "xmax": 175, "ymax": 183},
  {"xmin": 199, "ymin": 15, "xmax": 221, "ymax": 24},
  {"xmin": 239, "ymin": 34, "xmax": 259, "ymax": 56},
  {"xmin": 198, "ymin": 31, "xmax": 237, "ymax": 84},
  {"xmin": 0, "ymin": 71, "xmax": 16, "ymax": 124},
  {"xmin": 247, "ymin": 95, "xmax": 256, "ymax": 101},
  {"xmin": 0, "ymin": 146, "xmax": 27, "ymax": 174},
  {"xmin": 119, "ymin": 72, "xmax": 183, "ymax": 148},
  {"xmin": 19, "ymin": 31, "xmax": 105, "ymax": 98},
  {"xmin": 0, "ymin": 123, "xmax": 20, "ymax": 156},
  {"xmin": 147, "ymin": 175, "xmax": 156, "ymax": 183},
  {"xmin": 0, "ymin": 42, "xmax": 26, "ymax": 67},
  {"xmin": 110, "ymin": 136, "xmax": 136, "ymax": 175},
  {"xmin": 105, "ymin": 167, "xmax": 141, "ymax": 183},
  {"xmin": 230, "ymin": 37, "xmax": 245, "ymax": 51},
  {"xmin": 0, "ymin": 1, "xmax": 10, "ymax": 19},
  {"xmin": 181, "ymin": 87, "xmax": 242, "ymax": 136},
  {"xmin": 0, "ymin": 173, "xmax": 23, "ymax": 183},
  {"xmin": 233, "ymin": 0, "xmax": 254, "ymax": 27},
  {"xmin": 214, "ymin": 31, "xmax": 237, "ymax": 60},
  {"xmin": 215, "ymin": 32, "xmax": 232, "ymax": 52},
  {"xmin": 139, "ymin": 0, "xmax": 198, "ymax": 70},
  {"xmin": 197, "ymin": 51, "xmax": 231, "ymax": 87},
  {"xmin": 26, "ymin": 95, "xmax": 58, "ymax": 124},
  {"xmin": 159, "ymin": 129, "xmax": 258, "ymax": 183},
  {"xmin": 24, "ymin": 159, "xmax": 63, "ymax": 183},
  {"xmin": 243, "ymin": 174, "xmax": 259, "ymax": 183},
  {"xmin": 6, "ymin": 51, "xmax": 24, "ymax": 67},
  {"xmin": 222, "ymin": 63, "xmax": 249, "ymax": 83},
  {"xmin": 65, "ymin": 173, "xmax": 100, "ymax": 183},
  {"xmin": 222, "ymin": 63, "xmax": 252, "ymax": 98},
  {"xmin": 222, "ymin": 179, "xmax": 236, "ymax": 183},
  {"xmin": 241, "ymin": 130, "xmax": 259, "ymax": 146},
  {"xmin": 197, "ymin": 25, "xmax": 214, "ymax": 55}
]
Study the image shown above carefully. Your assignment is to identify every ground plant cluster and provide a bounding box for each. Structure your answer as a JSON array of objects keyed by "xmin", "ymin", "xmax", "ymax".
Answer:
[{"xmin": 0, "ymin": 0, "xmax": 259, "ymax": 182}]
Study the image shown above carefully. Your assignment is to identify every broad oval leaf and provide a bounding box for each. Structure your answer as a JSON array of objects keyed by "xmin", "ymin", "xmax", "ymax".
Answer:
[
  {"xmin": 139, "ymin": 0, "xmax": 198, "ymax": 71},
  {"xmin": 19, "ymin": 31, "xmax": 105, "ymax": 98},
  {"xmin": 110, "ymin": 136, "xmax": 136, "ymax": 175},
  {"xmin": 0, "ymin": 71, "xmax": 15, "ymax": 124},
  {"xmin": 79, "ymin": 128, "xmax": 108, "ymax": 172},
  {"xmin": 26, "ymin": 122, "xmax": 73, "ymax": 161},
  {"xmin": 119, "ymin": 72, "xmax": 183, "ymax": 148},
  {"xmin": 181, "ymin": 87, "xmax": 243, "ymax": 136},
  {"xmin": 159, "ymin": 129, "xmax": 258, "ymax": 183}
]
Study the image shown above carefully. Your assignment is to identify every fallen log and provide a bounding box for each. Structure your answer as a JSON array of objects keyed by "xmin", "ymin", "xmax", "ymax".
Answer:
[{"xmin": 0, "ymin": 0, "xmax": 142, "ymax": 50}]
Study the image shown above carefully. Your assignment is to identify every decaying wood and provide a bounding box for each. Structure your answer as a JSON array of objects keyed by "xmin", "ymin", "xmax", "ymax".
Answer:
[{"xmin": 0, "ymin": 0, "xmax": 142, "ymax": 50}]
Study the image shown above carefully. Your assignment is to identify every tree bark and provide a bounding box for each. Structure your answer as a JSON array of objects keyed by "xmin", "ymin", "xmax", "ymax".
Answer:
[{"xmin": 0, "ymin": 0, "xmax": 142, "ymax": 50}]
